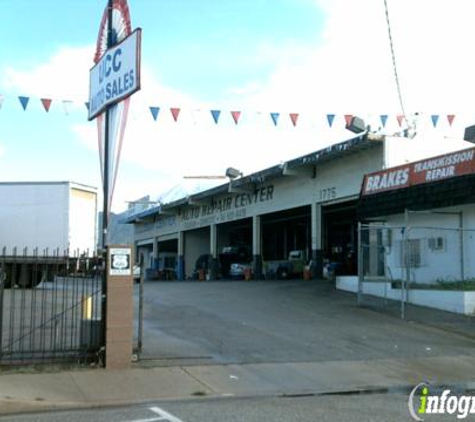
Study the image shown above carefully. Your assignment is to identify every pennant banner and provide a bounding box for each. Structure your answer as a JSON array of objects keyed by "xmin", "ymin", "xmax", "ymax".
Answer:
[
  {"xmin": 41, "ymin": 98, "xmax": 52, "ymax": 112},
  {"xmin": 211, "ymin": 109, "xmax": 221, "ymax": 124},
  {"xmin": 18, "ymin": 96, "xmax": 29, "ymax": 111},
  {"xmin": 150, "ymin": 106, "xmax": 160, "ymax": 121},
  {"xmin": 0, "ymin": 93, "xmax": 465, "ymax": 133},
  {"xmin": 397, "ymin": 115, "xmax": 405, "ymax": 127},
  {"xmin": 289, "ymin": 113, "xmax": 299, "ymax": 127},
  {"xmin": 62, "ymin": 100, "xmax": 73, "ymax": 115},
  {"xmin": 270, "ymin": 112, "xmax": 279, "ymax": 126},
  {"xmin": 344, "ymin": 114, "xmax": 353, "ymax": 127},
  {"xmin": 231, "ymin": 110, "xmax": 241, "ymax": 125},
  {"xmin": 170, "ymin": 107, "xmax": 181, "ymax": 122}
]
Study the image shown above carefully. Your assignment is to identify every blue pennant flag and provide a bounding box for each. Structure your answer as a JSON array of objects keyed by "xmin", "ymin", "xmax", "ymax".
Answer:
[
  {"xmin": 326, "ymin": 114, "xmax": 335, "ymax": 127},
  {"xmin": 431, "ymin": 115, "xmax": 439, "ymax": 128},
  {"xmin": 270, "ymin": 112, "xmax": 280, "ymax": 126},
  {"xmin": 150, "ymin": 107, "xmax": 160, "ymax": 121},
  {"xmin": 18, "ymin": 96, "xmax": 29, "ymax": 111},
  {"xmin": 380, "ymin": 115, "xmax": 388, "ymax": 127},
  {"xmin": 211, "ymin": 109, "xmax": 221, "ymax": 124}
]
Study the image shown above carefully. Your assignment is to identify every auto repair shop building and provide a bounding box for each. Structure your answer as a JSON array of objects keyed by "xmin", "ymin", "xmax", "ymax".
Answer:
[{"xmin": 125, "ymin": 132, "xmax": 471, "ymax": 280}]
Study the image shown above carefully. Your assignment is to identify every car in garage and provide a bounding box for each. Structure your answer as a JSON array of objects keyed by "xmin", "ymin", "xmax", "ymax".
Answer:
[
  {"xmin": 229, "ymin": 262, "xmax": 253, "ymax": 279},
  {"xmin": 219, "ymin": 246, "xmax": 252, "ymax": 279}
]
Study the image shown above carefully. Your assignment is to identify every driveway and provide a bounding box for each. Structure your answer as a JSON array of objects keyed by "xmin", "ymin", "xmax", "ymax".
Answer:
[{"xmin": 134, "ymin": 280, "xmax": 475, "ymax": 367}]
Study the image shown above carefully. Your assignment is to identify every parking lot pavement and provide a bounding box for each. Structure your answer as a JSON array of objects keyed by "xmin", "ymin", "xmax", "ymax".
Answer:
[{"xmin": 134, "ymin": 280, "xmax": 475, "ymax": 367}]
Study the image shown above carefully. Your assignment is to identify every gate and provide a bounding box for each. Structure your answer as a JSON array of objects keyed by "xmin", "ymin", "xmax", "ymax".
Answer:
[{"xmin": 0, "ymin": 248, "xmax": 104, "ymax": 365}]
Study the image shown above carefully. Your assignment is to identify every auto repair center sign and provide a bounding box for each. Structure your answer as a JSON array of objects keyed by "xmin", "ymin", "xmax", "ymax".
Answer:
[
  {"xmin": 88, "ymin": 28, "xmax": 141, "ymax": 120},
  {"xmin": 362, "ymin": 147, "xmax": 475, "ymax": 196}
]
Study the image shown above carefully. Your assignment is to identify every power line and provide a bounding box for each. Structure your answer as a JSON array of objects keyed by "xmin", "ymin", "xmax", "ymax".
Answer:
[{"xmin": 383, "ymin": 0, "xmax": 407, "ymax": 122}]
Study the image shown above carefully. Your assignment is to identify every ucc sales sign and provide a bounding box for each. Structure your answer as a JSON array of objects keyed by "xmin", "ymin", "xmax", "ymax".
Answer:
[{"xmin": 88, "ymin": 28, "xmax": 141, "ymax": 120}]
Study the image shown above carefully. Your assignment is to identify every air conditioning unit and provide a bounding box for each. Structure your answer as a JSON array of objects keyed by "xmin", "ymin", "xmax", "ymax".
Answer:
[{"xmin": 428, "ymin": 237, "xmax": 444, "ymax": 251}]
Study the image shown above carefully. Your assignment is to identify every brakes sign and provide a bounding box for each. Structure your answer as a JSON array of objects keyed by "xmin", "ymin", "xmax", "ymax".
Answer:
[{"xmin": 362, "ymin": 148, "xmax": 475, "ymax": 196}]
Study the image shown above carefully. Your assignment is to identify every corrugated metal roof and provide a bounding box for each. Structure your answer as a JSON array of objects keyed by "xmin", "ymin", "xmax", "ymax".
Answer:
[{"xmin": 123, "ymin": 133, "xmax": 383, "ymax": 224}]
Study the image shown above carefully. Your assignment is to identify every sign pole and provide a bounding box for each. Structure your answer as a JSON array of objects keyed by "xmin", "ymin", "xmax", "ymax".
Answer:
[
  {"xmin": 101, "ymin": 0, "xmax": 114, "ymax": 362},
  {"xmin": 90, "ymin": 0, "xmax": 141, "ymax": 365}
]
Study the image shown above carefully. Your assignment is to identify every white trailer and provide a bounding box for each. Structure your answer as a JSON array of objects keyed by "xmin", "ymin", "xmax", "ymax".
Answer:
[{"xmin": 0, "ymin": 182, "xmax": 98, "ymax": 287}]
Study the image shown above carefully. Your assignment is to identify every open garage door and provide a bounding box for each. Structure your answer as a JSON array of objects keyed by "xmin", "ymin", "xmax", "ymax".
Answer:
[
  {"xmin": 217, "ymin": 218, "xmax": 252, "ymax": 279},
  {"xmin": 261, "ymin": 206, "xmax": 311, "ymax": 279},
  {"xmin": 322, "ymin": 200, "xmax": 358, "ymax": 276}
]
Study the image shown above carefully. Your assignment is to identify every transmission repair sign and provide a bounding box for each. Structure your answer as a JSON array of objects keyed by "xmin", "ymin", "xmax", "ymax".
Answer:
[
  {"xmin": 362, "ymin": 147, "xmax": 475, "ymax": 196},
  {"xmin": 88, "ymin": 28, "xmax": 141, "ymax": 120}
]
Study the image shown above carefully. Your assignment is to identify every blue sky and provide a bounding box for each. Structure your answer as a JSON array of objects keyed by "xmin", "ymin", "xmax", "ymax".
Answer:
[{"xmin": 1, "ymin": 0, "xmax": 475, "ymax": 211}]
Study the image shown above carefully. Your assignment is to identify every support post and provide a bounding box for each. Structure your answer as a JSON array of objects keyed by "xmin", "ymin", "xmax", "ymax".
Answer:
[
  {"xmin": 177, "ymin": 232, "xmax": 185, "ymax": 280},
  {"xmin": 152, "ymin": 237, "xmax": 159, "ymax": 270},
  {"xmin": 252, "ymin": 215, "xmax": 262, "ymax": 279},
  {"xmin": 402, "ymin": 209, "xmax": 410, "ymax": 320},
  {"xmin": 357, "ymin": 222, "xmax": 363, "ymax": 306},
  {"xmin": 459, "ymin": 211, "xmax": 464, "ymax": 281},
  {"xmin": 311, "ymin": 203, "xmax": 323, "ymax": 280},
  {"xmin": 209, "ymin": 224, "xmax": 218, "ymax": 280}
]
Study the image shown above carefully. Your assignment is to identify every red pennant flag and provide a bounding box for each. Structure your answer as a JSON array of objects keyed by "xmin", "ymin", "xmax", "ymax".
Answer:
[
  {"xmin": 41, "ymin": 98, "xmax": 52, "ymax": 112},
  {"xmin": 396, "ymin": 115, "xmax": 405, "ymax": 127},
  {"xmin": 170, "ymin": 107, "xmax": 181, "ymax": 122},
  {"xmin": 289, "ymin": 113, "xmax": 299, "ymax": 127},
  {"xmin": 447, "ymin": 114, "xmax": 455, "ymax": 126},
  {"xmin": 344, "ymin": 114, "xmax": 353, "ymax": 127},
  {"xmin": 231, "ymin": 111, "xmax": 241, "ymax": 125}
]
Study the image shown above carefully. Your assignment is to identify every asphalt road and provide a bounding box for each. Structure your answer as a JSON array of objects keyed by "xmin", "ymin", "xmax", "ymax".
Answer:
[
  {"xmin": 134, "ymin": 280, "xmax": 475, "ymax": 367},
  {"xmin": 0, "ymin": 394, "xmax": 422, "ymax": 422}
]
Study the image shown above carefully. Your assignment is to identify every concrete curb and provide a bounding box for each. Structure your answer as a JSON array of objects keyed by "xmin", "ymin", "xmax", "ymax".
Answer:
[{"xmin": 2, "ymin": 356, "xmax": 475, "ymax": 416}]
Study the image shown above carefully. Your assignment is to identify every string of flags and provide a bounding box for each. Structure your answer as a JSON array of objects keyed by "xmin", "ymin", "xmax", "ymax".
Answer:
[{"xmin": 0, "ymin": 93, "xmax": 459, "ymax": 129}]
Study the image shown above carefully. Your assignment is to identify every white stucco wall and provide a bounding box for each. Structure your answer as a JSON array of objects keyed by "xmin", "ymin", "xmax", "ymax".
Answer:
[
  {"xmin": 384, "ymin": 205, "xmax": 475, "ymax": 284},
  {"xmin": 184, "ymin": 227, "xmax": 210, "ymax": 278}
]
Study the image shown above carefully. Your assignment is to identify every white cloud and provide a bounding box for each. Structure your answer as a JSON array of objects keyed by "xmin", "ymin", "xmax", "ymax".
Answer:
[
  {"xmin": 4, "ymin": 1, "xmax": 475, "ymax": 211},
  {"xmin": 2, "ymin": 46, "xmax": 94, "ymax": 102},
  {"xmin": 234, "ymin": 0, "xmax": 475, "ymax": 116}
]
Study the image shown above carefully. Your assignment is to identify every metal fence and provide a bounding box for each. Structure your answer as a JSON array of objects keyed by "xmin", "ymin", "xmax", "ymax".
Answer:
[
  {"xmin": 0, "ymin": 247, "xmax": 104, "ymax": 365},
  {"xmin": 357, "ymin": 217, "xmax": 475, "ymax": 324}
]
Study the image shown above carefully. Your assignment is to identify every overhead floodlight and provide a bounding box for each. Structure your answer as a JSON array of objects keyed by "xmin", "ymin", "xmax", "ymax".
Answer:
[
  {"xmin": 225, "ymin": 167, "xmax": 242, "ymax": 179},
  {"xmin": 464, "ymin": 124, "xmax": 475, "ymax": 143},
  {"xmin": 345, "ymin": 116, "xmax": 367, "ymax": 134}
]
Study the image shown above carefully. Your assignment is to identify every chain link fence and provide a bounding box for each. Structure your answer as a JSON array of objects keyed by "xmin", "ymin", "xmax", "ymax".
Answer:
[{"xmin": 357, "ymin": 217, "xmax": 475, "ymax": 331}]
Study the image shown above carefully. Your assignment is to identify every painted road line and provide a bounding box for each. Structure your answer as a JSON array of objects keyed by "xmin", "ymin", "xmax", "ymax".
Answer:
[
  {"xmin": 149, "ymin": 406, "xmax": 185, "ymax": 422},
  {"xmin": 128, "ymin": 418, "xmax": 161, "ymax": 422}
]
